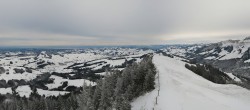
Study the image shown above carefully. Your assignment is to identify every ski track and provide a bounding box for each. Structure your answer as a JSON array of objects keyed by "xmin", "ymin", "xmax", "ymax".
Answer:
[{"xmin": 132, "ymin": 54, "xmax": 250, "ymax": 110}]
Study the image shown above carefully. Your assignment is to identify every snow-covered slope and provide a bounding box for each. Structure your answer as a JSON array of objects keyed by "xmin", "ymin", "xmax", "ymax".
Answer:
[{"xmin": 132, "ymin": 55, "xmax": 250, "ymax": 110}]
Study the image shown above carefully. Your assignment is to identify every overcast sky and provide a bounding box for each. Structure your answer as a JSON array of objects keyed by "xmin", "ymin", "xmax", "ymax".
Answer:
[{"xmin": 0, "ymin": 0, "xmax": 250, "ymax": 46}]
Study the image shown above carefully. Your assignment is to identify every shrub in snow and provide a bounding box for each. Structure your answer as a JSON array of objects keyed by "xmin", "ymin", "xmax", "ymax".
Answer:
[
  {"xmin": 25, "ymin": 68, "xmax": 32, "ymax": 73},
  {"xmin": 13, "ymin": 68, "xmax": 25, "ymax": 74},
  {"xmin": 0, "ymin": 80, "xmax": 7, "ymax": 88},
  {"xmin": 0, "ymin": 67, "xmax": 5, "ymax": 74}
]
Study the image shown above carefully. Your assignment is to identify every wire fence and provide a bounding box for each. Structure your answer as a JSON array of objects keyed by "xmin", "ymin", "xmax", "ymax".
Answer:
[{"xmin": 153, "ymin": 69, "xmax": 160, "ymax": 110}]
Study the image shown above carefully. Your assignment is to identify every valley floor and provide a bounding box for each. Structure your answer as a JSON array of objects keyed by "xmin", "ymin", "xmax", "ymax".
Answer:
[{"xmin": 132, "ymin": 54, "xmax": 250, "ymax": 110}]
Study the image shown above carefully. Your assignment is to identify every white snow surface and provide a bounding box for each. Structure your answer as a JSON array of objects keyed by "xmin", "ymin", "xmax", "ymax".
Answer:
[
  {"xmin": 225, "ymin": 72, "xmax": 242, "ymax": 82},
  {"xmin": 0, "ymin": 85, "xmax": 69, "ymax": 97},
  {"xmin": 0, "ymin": 66, "xmax": 43, "ymax": 81},
  {"xmin": 0, "ymin": 88, "xmax": 12, "ymax": 94},
  {"xmin": 132, "ymin": 54, "xmax": 250, "ymax": 110},
  {"xmin": 244, "ymin": 59, "xmax": 250, "ymax": 63},
  {"xmin": 218, "ymin": 41, "xmax": 250, "ymax": 60},
  {"xmin": 204, "ymin": 56, "xmax": 216, "ymax": 60},
  {"xmin": 163, "ymin": 47, "xmax": 186, "ymax": 57},
  {"xmin": 37, "ymin": 89, "xmax": 69, "ymax": 97},
  {"xmin": 16, "ymin": 85, "xmax": 33, "ymax": 97},
  {"xmin": 46, "ymin": 75, "xmax": 96, "ymax": 89}
]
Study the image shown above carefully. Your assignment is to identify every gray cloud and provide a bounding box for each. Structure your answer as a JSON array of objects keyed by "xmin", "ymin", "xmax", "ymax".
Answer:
[{"xmin": 0, "ymin": 0, "xmax": 250, "ymax": 46}]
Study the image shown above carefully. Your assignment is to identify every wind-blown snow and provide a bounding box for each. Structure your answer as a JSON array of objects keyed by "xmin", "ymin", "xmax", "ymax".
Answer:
[{"xmin": 132, "ymin": 54, "xmax": 250, "ymax": 110}]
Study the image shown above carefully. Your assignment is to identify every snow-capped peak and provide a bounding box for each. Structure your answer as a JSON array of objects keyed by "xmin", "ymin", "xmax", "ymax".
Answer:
[{"xmin": 242, "ymin": 36, "xmax": 250, "ymax": 43}]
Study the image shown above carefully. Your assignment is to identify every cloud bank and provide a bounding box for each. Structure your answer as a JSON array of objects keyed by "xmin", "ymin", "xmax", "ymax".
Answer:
[{"xmin": 0, "ymin": 0, "xmax": 250, "ymax": 46}]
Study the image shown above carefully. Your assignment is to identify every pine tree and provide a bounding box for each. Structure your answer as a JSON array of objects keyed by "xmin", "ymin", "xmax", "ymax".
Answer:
[
  {"xmin": 55, "ymin": 95, "xmax": 64, "ymax": 110},
  {"xmin": 143, "ymin": 69, "xmax": 155, "ymax": 92},
  {"xmin": 63, "ymin": 94, "xmax": 77, "ymax": 110},
  {"xmin": 113, "ymin": 78, "xmax": 123, "ymax": 109},
  {"xmin": 122, "ymin": 67, "xmax": 133, "ymax": 91},
  {"xmin": 99, "ymin": 72, "xmax": 116, "ymax": 110},
  {"xmin": 77, "ymin": 82, "xmax": 89, "ymax": 110},
  {"xmin": 99, "ymin": 79, "xmax": 109, "ymax": 110},
  {"xmin": 86, "ymin": 84, "xmax": 94, "ymax": 110},
  {"xmin": 92, "ymin": 80, "xmax": 102, "ymax": 110},
  {"xmin": 120, "ymin": 97, "xmax": 131, "ymax": 110},
  {"xmin": 124, "ymin": 84, "xmax": 134, "ymax": 101}
]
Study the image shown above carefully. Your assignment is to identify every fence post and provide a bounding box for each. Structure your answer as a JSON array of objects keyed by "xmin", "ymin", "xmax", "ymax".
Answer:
[{"xmin": 156, "ymin": 97, "xmax": 158, "ymax": 104}]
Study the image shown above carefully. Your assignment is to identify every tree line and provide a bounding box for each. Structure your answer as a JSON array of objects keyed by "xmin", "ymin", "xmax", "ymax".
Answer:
[{"xmin": 185, "ymin": 64, "xmax": 233, "ymax": 84}]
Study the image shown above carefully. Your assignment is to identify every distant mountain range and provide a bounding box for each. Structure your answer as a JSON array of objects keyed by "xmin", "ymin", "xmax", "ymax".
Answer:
[{"xmin": 163, "ymin": 37, "xmax": 250, "ymax": 80}]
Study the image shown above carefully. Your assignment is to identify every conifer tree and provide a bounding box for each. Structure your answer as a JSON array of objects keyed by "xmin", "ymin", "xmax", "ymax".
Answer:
[
  {"xmin": 113, "ymin": 78, "xmax": 123, "ymax": 109},
  {"xmin": 92, "ymin": 80, "xmax": 102, "ymax": 110},
  {"xmin": 144, "ymin": 69, "xmax": 155, "ymax": 91}
]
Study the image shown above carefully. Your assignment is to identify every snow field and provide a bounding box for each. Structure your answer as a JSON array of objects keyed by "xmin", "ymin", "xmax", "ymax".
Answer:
[{"xmin": 132, "ymin": 54, "xmax": 250, "ymax": 110}]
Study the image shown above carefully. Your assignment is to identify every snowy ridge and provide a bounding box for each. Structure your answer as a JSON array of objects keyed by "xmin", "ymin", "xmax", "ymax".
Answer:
[
  {"xmin": 218, "ymin": 40, "xmax": 250, "ymax": 60},
  {"xmin": 162, "ymin": 37, "xmax": 250, "ymax": 61},
  {"xmin": 132, "ymin": 55, "xmax": 250, "ymax": 110},
  {"xmin": 160, "ymin": 37, "xmax": 250, "ymax": 79}
]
